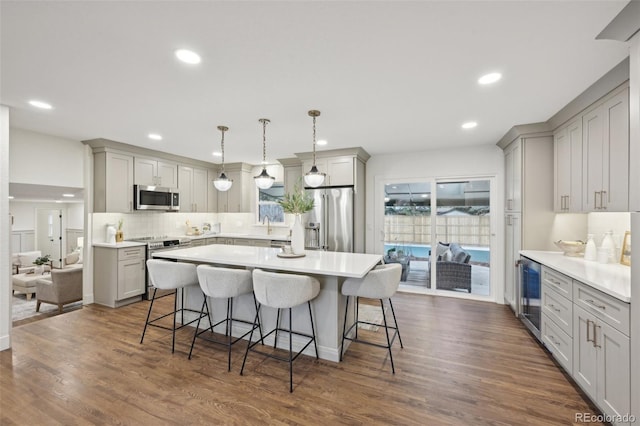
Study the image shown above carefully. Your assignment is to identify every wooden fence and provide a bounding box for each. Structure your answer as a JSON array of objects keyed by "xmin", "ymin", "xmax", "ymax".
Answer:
[{"xmin": 384, "ymin": 215, "xmax": 490, "ymax": 247}]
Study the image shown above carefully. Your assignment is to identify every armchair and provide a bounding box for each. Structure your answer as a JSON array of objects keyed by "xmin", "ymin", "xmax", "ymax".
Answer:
[{"xmin": 35, "ymin": 268, "xmax": 83, "ymax": 313}]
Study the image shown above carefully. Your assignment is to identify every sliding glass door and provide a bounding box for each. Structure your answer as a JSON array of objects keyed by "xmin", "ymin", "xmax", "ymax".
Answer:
[{"xmin": 381, "ymin": 177, "xmax": 493, "ymax": 298}]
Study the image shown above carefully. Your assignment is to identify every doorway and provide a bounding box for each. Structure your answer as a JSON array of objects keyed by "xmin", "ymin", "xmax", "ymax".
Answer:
[
  {"xmin": 36, "ymin": 209, "xmax": 63, "ymax": 268},
  {"xmin": 380, "ymin": 177, "xmax": 494, "ymax": 300}
]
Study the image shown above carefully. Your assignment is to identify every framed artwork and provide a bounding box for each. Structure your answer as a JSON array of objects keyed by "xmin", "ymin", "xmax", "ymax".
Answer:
[{"xmin": 620, "ymin": 231, "xmax": 631, "ymax": 266}]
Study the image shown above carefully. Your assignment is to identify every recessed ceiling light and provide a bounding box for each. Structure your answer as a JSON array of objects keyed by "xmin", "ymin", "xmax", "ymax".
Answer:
[
  {"xmin": 62, "ymin": 194, "xmax": 74, "ymax": 198},
  {"xmin": 55, "ymin": 200, "xmax": 63, "ymax": 204},
  {"xmin": 478, "ymin": 72, "xmax": 502, "ymax": 85},
  {"xmin": 28, "ymin": 100, "xmax": 53, "ymax": 109},
  {"xmin": 8, "ymin": 196, "xmax": 14, "ymax": 199},
  {"xmin": 462, "ymin": 121, "xmax": 478, "ymax": 129},
  {"xmin": 175, "ymin": 49, "xmax": 201, "ymax": 65},
  {"xmin": 148, "ymin": 133, "xmax": 163, "ymax": 141},
  {"xmin": 421, "ymin": 194, "xmax": 428, "ymax": 198},
  {"xmin": 212, "ymin": 151, "xmax": 222, "ymax": 157},
  {"xmin": 317, "ymin": 139, "xmax": 328, "ymax": 146}
]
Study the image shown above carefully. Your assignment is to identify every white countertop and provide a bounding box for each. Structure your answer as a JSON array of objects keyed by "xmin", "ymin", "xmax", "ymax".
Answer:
[
  {"xmin": 520, "ymin": 250, "xmax": 630, "ymax": 302},
  {"xmin": 152, "ymin": 244, "xmax": 381, "ymax": 278},
  {"xmin": 186, "ymin": 233, "xmax": 290, "ymax": 242},
  {"xmin": 93, "ymin": 241, "xmax": 147, "ymax": 248}
]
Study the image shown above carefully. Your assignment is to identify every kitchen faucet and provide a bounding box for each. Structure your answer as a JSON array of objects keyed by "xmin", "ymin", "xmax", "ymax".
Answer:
[{"xmin": 262, "ymin": 216, "xmax": 272, "ymax": 235}]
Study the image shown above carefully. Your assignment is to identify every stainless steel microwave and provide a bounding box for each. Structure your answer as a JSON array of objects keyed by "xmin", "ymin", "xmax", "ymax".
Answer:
[{"xmin": 133, "ymin": 185, "xmax": 179, "ymax": 211}]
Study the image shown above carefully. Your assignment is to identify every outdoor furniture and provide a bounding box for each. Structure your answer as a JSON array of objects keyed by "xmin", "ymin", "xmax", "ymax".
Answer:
[
  {"xmin": 429, "ymin": 243, "xmax": 472, "ymax": 293},
  {"xmin": 383, "ymin": 254, "xmax": 410, "ymax": 281}
]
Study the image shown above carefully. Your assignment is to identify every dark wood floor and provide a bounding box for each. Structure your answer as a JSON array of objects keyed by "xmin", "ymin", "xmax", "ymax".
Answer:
[{"xmin": 1, "ymin": 293, "xmax": 603, "ymax": 425}]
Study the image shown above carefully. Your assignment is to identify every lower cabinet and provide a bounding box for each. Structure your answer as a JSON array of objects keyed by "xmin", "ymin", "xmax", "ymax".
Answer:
[
  {"xmin": 573, "ymin": 304, "xmax": 630, "ymax": 423},
  {"xmin": 539, "ymin": 266, "xmax": 631, "ymax": 425},
  {"xmin": 94, "ymin": 246, "xmax": 146, "ymax": 308}
]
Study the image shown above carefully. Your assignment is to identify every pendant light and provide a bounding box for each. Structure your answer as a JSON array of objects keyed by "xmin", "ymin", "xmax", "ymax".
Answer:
[
  {"xmin": 213, "ymin": 125, "xmax": 233, "ymax": 191},
  {"xmin": 254, "ymin": 118, "xmax": 275, "ymax": 189},
  {"xmin": 304, "ymin": 110, "xmax": 326, "ymax": 188}
]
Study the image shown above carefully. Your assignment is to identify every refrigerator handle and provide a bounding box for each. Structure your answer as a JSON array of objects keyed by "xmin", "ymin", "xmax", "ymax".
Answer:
[{"xmin": 323, "ymin": 192, "xmax": 329, "ymax": 250}]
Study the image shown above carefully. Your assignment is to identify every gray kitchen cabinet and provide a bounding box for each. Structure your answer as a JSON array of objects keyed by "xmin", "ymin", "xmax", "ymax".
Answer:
[
  {"xmin": 582, "ymin": 86, "xmax": 629, "ymax": 212},
  {"xmin": 207, "ymin": 169, "xmax": 218, "ymax": 212},
  {"xmin": 504, "ymin": 213, "xmax": 520, "ymax": 310},
  {"xmin": 500, "ymin": 127, "xmax": 554, "ymax": 310},
  {"xmin": 93, "ymin": 150, "xmax": 134, "ymax": 213},
  {"xmin": 134, "ymin": 157, "xmax": 178, "ymax": 187},
  {"xmin": 279, "ymin": 157, "xmax": 303, "ymax": 194},
  {"xmin": 540, "ymin": 267, "xmax": 574, "ymax": 374},
  {"xmin": 94, "ymin": 245, "xmax": 145, "ymax": 307},
  {"xmin": 179, "ymin": 165, "xmax": 209, "ymax": 212},
  {"xmin": 302, "ymin": 156, "xmax": 355, "ymax": 187},
  {"xmin": 554, "ymin": 118, "xmax": 582, "ymax": 212},
  {"xmin": 217, "ymin": 164, "xmax": 253, "ymax": 213},
  {"xmin": 574, "ymin": 304, "xmax": 630, "ymax": 424}
]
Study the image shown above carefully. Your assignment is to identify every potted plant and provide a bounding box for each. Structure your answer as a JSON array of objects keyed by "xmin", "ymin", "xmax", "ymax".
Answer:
[
  {"xmin": 278, "ymin": 183, "xmax": 314, "ymax": 254},
  {"xmin": 33, "ymin": 254, "xmax": 51, "ymax": 275}
]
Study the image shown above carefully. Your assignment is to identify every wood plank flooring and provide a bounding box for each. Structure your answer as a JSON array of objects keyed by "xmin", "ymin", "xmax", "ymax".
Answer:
[{"xmin": 1, "ymin": 293, "xmax": 603, "ymax": 425}]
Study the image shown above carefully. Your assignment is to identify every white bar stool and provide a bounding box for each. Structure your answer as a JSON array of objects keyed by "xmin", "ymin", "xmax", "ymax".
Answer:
[
  {"xmin": 141, "ymin": 259, "xmax": 207, "ymax": 353},
  {"xmin": 340, "ymin": 263, "xmax": 404, "ymax": 373},
  {"xmin": 240, "ymin": 269, "xmax": 319, "ymax": 393},
  {"xmin": 189, "ymin": 265, "xmax": 264, "ymax": 371}
]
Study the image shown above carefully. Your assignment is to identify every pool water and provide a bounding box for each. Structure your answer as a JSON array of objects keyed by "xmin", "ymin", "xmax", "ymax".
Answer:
[{"xmin": 384, "ymin": 244, "xmax": 490, "ymax": 264}]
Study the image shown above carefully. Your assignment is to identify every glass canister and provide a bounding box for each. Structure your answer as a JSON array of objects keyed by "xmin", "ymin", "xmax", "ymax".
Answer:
[{"xmin": 601, "ymin": 231, "xmax": 616, "ymax": 263}]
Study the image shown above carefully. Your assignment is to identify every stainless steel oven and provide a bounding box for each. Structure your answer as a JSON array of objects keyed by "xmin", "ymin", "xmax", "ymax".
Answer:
[
  {"xmin": 128, "ymin": 237, "xmax": 192, "ymax": 299},
  {"xmin": 519, "ymin": 255, "xmax": 541, "ymax": 340}
]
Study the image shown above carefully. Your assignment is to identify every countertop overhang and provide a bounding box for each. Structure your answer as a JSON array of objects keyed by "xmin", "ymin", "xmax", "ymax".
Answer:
[
  {"xmin": 152, "ymin": 244, "xmax": 381, "ymax": 278},
  {"xmin": 520, "ymin": 250, "xmax": 630, "ymax": 302},
  {"xmin": 187, "ymin": 233, "xmax": 290, "ymax": 242}
]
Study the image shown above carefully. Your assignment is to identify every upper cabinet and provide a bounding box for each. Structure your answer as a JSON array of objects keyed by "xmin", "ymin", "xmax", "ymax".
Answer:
[
  {"xmin": 554, "ymin": 119, "xmax": 582, "ymax": 212},
  {"xmin": 134, "ymin": 157, "xmax": 178, "ymax": 187},
  {"xmin": 216, "ymin": 163, "xmax": 253, "ymax": 213},
  {"xmin": 302, "ymin": 156, "xmax": 355, "ymax": 187},
  {"xmin": 178, "ymin": 165, "xmax": 209, "ymax": 212},
  {"xmin": 582, "ymin": 86, "xmax": 629, "ymax": 212},
  {"xmin": 93, "ymin": 150, "xmax": 134, "ymax": 213},
  {"xmin": 504, "ymin": 141, "xmax": 522, "ymax": 212}
]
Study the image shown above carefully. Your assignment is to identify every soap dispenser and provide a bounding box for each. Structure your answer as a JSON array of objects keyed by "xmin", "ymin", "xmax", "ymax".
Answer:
[
  {"xmin": 601, "ymin": 231, "xmax": 616, "ymax": 263},
  {"xmin": 584, "ymin": 234, "xmax": 597, "ymax": 261}
]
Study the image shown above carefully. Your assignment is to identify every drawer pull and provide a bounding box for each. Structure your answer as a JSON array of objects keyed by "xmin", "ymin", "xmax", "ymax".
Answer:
[
  {"xmin": 585, "ymin": 299, "xmax": 606, "ymax": 310},
  {"xmin": 548, "ymin": 304, "xmax": 561, "ymax": 313}
]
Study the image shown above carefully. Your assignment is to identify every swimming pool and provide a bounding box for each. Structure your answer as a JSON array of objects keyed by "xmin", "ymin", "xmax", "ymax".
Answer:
[{"xmin": 384, "ymin": 243, "xmax": 490, "ymax": 264}]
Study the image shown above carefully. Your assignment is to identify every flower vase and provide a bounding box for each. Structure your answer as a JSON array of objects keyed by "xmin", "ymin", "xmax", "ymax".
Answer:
[
  {"xmin": 34, "ymin": 265, "xmax": 44, "ymax": 275},
  {"xmin": 291, "ymin": 214, "xmax": 305, "ymax": 254},
  {"xmin": 116, "ymin": 230, "xmax": 124, "ymax": 242}
]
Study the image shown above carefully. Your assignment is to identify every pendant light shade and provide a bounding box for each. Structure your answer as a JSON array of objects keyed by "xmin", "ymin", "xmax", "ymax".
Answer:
[
  {"xmin": 254, "ymin": 118, "xmax": 275, "ymax": 190},
  {"xmin": 304, "ymin": 110, "xmax": 326, "ymax": 188},
  {"xmin": 213, "ymin": 125, "xmax": 233, "ymax": 192}
]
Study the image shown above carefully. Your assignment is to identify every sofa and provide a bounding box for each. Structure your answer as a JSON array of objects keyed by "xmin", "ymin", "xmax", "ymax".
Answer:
[
  {"xmin": 11, "ymin": 251, "xmax": 51, "ymax": 275},
  {"xmin": 12, "ymin": 251, "xmax": 83, "ymax": 300},
  {"xmin": 430, "ymin": 243, "xmax": 472, "ymax": 293}
]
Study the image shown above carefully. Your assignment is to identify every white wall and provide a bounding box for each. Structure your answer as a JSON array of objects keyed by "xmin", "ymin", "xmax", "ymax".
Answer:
[
  {"xmin": 1, "ymin": 106, "xmax": 11, "ymax": 351},
  {"xmin": 9, "ymin": 128, "xmax": 83, "ymax": 187},
  {"xmin": 10, "ymin": 200, "xmax": 81, "ymax": 231},
  {"xmin": 67, "ymin": 203, "xmax": 84, "ymax": 229}
]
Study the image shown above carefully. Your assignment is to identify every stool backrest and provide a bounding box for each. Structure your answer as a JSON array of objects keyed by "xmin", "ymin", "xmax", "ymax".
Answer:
[
  {"xmin": 252, "ymin": 269, "xmax": 320, "ymax": 309},
  {"xmin": 345, "ymin": 263, "xmax": 402, "ymax": 299},
  {"xmin": 146, "ymin": 259, "xmax": 197, "ymax": 290},
  {"xmin": 196, "ymin": 265, "xmax": 253, "ymax": 298}
]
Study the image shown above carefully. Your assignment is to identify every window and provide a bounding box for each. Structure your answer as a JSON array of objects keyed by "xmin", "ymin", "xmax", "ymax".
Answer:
[{"xmin": 257, "ymin": 183, "xmax": 285, "ymax": 223}]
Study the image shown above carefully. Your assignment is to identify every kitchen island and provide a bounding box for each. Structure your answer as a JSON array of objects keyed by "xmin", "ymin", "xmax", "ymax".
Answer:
[{"xmin": 153, "ymin": 244, "xmax": 382, "ymax": 361}]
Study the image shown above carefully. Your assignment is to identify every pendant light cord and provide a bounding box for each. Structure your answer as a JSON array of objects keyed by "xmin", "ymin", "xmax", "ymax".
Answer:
[
  {"xmin": 312, "ymin": 114, "xmax": 317, "ymax": 165},
  {"xmin": 220, "ymin": 128, "xmax": 226, "ymax": 172}
]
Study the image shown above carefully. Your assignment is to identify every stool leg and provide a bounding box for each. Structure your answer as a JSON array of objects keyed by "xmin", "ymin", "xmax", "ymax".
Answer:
[
  {"xmin": 240, "ymin": 304, "xmax": 261, "ymax": 376},
  {"xmin": 172, "ymin": 289, "xmax": 178, "ymax": 353},
  {"xmin": 308, "ymin": 301, "xmax": 319, "ymax": 359},
  {"xmin": 388, "ymin": 298, "xmax": 403, "ymax": 348},
  {"xmin": 340, "ymin": 295, "xmax": 350, "ymax": 361},
  {"xmin": 189, "ymin": 297, "xmax": 208, "ymax": 359},
  {"xmin": 181, "ymin": 287, "xmax": 185, "ymax": 326},
  {"xmin": 380, "ymin": 299, "xmax": 395, "ymax": 374},
  {"xmin": 274, "ymin": 308, "xmax": 281, "ymax": 348},
  {"xmin": 225, "ymin": 298, "xmax": 231, "ymax": 337},
  {"xmin": 141, "ymin": 288, "xmax": 158, "ymax": 344},
  {"xmin": 289, "ymin": 307, "xmax": 293, "ymax": 393},
  {"xmin": 227, "ymin": 297, "xmax": 233, "ymax": 372},
  {"xmin": 252, "ymin": 293, "xmax": 265, "ymax": 345},
  {"xmin": 355, "ymin": 296, "xmax": 360, "ymax": 339}
]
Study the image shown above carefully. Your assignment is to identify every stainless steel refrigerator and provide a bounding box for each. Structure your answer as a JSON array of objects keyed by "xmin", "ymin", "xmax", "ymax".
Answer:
[{"xmin": 305, "ymin": 187, "xmax": 354, "ymax": 252}]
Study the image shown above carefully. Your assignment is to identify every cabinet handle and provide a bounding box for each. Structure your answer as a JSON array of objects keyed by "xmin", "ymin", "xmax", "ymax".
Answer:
[
  {"xmin": 548, "ymin": 304, "xmax": 561, "ymax": 313},
  {"xmin": 601, "ymin": 190, "xmax": 607, "ymax": 209},
  {"xmin": 594, "ymin": 192, "xmax": 598, "ymax": 210},
  {"xmin": 585, "ymin": 299, "xmax": 606, "ymax": 310},
  {"xmin": 593, "ymin": 323, "xmax": 601, "ymax": 348},
  {"xmin": 586, "ymin": 319, "xmax": 593, "ymax": 343}
]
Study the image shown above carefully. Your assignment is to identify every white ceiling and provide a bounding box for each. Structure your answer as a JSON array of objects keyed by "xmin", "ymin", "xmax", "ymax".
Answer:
[{"xmin": 0, "ymin": 1, "xmax": 631, "ymax": 167}]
